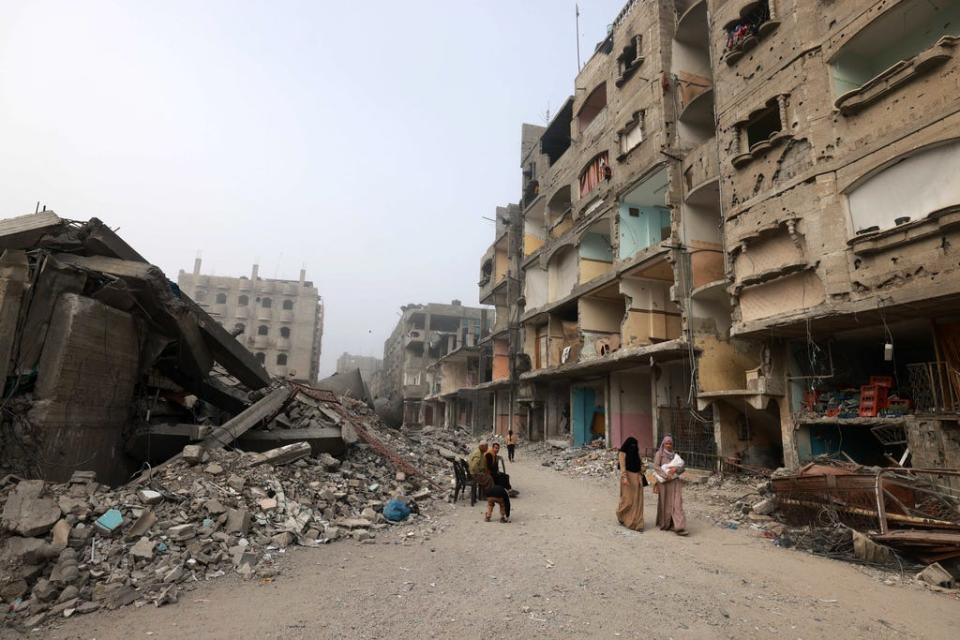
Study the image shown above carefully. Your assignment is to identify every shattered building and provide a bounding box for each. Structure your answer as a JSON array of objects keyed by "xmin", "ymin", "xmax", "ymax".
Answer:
[
  {"xmin": 0, "ymin": 211, "xmax": 344, "ymax": 487},
  {"xmin": 177, "ymin": 259, "xmax": 324, "ymax": 383},
  {"xmin": 454, "ymin": 0, "xmax": 960, "ymax": 473},
  {"xmin": 380, "ymin": 301, "xmax": 487, "ymax": 427}
]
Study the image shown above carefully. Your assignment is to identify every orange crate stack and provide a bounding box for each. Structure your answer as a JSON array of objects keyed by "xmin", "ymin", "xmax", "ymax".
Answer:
[{"xmin": 859, "ymin": 384, "xmax": 889, "ymax": 417}]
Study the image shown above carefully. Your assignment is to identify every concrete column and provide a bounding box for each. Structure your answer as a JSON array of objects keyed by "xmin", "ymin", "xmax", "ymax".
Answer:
[
  {"xmin": 776, "ymin": 94, "xmax": 789, "ymax": 129},
  {"xmin": 193, "ymin": 256, "xmax": 202, "ymax": 276}
]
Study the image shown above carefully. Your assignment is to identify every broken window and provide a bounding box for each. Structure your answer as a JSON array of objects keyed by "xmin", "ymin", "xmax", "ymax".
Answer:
[
  {"xmin": 280, "ymin": 326, "xmax": 290, "ymax": 338},
  {"xmin": 540, "ymin": 98, "xmax": 573, "ymax": 166},
  {"xmin": 215, "ymin": 293, "xmax": 227, "ymax": 304},
  {"xmin": 745, "ymin": 107, "xmax": 782, "ymax": 148},
  {"xmin": 616, "ymin": 35, "xmax": 643, "ymax": 86},
  {"xmin": 238, "ymin": 294, "xmax": 249, "ymax": 306},
  {"xmin": 577, "ymin": 82, "xmax": 607, "ymax": 134},
  {"xmin": 276, "ymin": 353, "xmax": 288, "ymax": 366},
  {"xmin": 282, "ymin": 299, "xmax": 294, "ymax": 310},
  {"xmin": 617, "ymin": 111, "xmax": 644, "ymax": 159},
  {"xmin": 722, "ymin": 0, "xmax": 778, "ymax": 65},
  {"xmin": 579, "ymin": 151, "xmax": 610, "ymax": 198},
  {"xmin": 255, "ymin": 352, "xmax": 266, "ymax": 364},
  {"xmin": 257, "ymin": 325, "xmax": 268, "ymax": 336},
  {"xmin": 261, "ymin": 297, "xmax": 272, "ymax": 308},
  {"xmin": 731, "ymin": 96, "xmax": 791, "ymax": 168}
]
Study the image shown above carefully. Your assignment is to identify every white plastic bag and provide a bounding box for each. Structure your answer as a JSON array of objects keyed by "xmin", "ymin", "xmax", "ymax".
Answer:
[{"xmin": 653, "ymin": 453, "xmax": 684, "ymax": 483}]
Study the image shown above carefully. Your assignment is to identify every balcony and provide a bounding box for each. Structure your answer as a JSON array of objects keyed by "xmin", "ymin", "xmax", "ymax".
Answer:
[
  {"xmin": 675, "ymin": 1, "xmax": 708, "ymax": 50},
  {"xmin": 682, "ymin": 137, "xmax": 719, "ymax": 202}
]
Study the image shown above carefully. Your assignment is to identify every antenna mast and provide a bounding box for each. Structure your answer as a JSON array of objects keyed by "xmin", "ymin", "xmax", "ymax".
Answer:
[{"xmin": 575, "ymin": 4, "xmax": 582, "ymax": 71}]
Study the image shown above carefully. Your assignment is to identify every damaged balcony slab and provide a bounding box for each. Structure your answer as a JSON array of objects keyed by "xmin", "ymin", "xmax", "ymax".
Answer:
[
  {"xmin": 521, "ymin": 338, "xmax": 688, "ymax": 382},
  {"xmin": 0, "ymin": 211, "xmax": 63, "ymax": 251}
]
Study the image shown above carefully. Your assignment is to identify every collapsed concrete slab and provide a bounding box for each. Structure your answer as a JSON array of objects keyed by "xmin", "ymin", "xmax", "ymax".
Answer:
[{"xmin": 27, "ymin": 294, "xmax": 140, "ymax": 485}]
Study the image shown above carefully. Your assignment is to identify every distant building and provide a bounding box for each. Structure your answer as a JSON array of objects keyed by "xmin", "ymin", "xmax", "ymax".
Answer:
[
  {"xmin": 178, "ymin": 259, "xmax": 323, "ymax": 383},
  {"xmin": 336, "ymin": 353, "xmax": 382, "ymax": 381},
  {"xmin": 381, "ymin": 301, "xmax": 487, "ymax": 426}
]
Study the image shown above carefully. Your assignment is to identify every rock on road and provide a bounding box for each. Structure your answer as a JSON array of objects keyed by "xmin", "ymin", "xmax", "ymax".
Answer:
[{"xmin": 23, "ymin": 457, "xmax": 959, "ymax": 640}]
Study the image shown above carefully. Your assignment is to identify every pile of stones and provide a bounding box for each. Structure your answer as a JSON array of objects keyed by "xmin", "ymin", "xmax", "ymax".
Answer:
[{"xmin": 0, "ymin": 405, "xmax": 470, "ymax": 629}]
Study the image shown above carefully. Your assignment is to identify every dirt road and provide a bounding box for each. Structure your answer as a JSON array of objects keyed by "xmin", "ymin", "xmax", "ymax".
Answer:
[{"xmin": 21, "ymin": 457, "xmax": 959, "ymax": 640}]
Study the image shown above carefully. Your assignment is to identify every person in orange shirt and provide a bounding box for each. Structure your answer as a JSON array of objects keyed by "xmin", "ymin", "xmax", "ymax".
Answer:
[{"xmin": 506, "ymin": 430, "xmax": 518, "ymax": 462}]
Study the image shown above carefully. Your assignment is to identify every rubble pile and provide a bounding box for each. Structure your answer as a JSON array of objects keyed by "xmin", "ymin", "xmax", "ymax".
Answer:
[
  {"xmin": 0, "ymin": 399, "xmax": 470, "ymax": 628},
  {"xmin": 534, "ymin": 442, "xmax": 620, "ymax": 478}
]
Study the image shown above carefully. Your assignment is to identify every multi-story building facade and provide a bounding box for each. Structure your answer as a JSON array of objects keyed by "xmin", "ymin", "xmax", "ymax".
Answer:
[
  {"xmin": 178, "ymin": 259, "xmax": 324, "ymax": 383},
  {"xmin": 380, "ymin": 301, "xmax": 487, "ymax": 426},
  {"xmin": 454, "ymin": 0, "xmax": 960, "ymax": 472},
  {"xmin": 336, "ymin": 352, "xmax": 382, "ymax": 381}
]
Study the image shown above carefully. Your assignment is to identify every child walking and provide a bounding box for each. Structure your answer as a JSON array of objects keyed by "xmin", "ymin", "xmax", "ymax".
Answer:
[{"xmin": 484, "ymin": 484, "xmax": 511, "ymax": 523}]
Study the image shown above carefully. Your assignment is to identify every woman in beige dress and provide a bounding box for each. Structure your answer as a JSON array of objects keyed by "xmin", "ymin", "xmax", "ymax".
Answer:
[{"xmin": 653, "ymin": 435, "xmax": 688, "ymax": 536}]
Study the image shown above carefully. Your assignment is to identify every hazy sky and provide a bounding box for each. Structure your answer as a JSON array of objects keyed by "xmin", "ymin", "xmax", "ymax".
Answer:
[{"xmin": 0, "ymin": 0, "xmax": 625, "ymax": 376}]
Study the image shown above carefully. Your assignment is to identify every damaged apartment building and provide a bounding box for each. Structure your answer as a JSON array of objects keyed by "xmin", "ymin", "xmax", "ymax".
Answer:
[
  {"xmin": 441, "ymin": 0, "xmax": 960, "ymax": 474},
  {"xmin": 177, "ymin": 259, "xmax": 324, "ymax": 384},
  {"xmin": 379, "ymin": 301, "xmax": 487, "ymax": 427}
]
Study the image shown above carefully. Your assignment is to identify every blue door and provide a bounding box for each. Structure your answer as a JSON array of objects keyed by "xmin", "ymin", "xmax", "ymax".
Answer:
[{"xmin": 572, "ymin": 387, "xmax": 596, "ymax": 447}]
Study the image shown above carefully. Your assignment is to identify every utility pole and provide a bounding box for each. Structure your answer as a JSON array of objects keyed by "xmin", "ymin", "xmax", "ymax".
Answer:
[{"xmin": 575, "ymin": 4, "xmax": 582, "ymax": 72}]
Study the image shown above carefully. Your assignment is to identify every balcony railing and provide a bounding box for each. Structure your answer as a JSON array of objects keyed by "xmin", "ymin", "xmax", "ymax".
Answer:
[{"xmin": 907, "ymin": 362, "xmax": 960, "ymax": 414}]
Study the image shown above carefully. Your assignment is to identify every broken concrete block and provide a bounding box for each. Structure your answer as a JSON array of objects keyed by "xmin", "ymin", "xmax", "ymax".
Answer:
[
  {"xmin": 167, "ymin": 524, "xmax": 196, "ymax": 542},
  {"xmin": 225, "ymin": 509, "xmax": 251, "ymax": 535},
  {"xmin": 1, "ymin": 536, "xmax": 55, "ymax": 565},
  {"xmin": 204, "ymin": 462, "xmax": 224, "ymax": 475},
  {"xmin": 129, "ymin": 537, "xmax": 155, "ymax": 560},
  {"xmin": 258, "ymin": 498, "xmax": 278, "ymax": 512},
  {"xmin": 317, "ymin": 453, "xmax": 341, "ymax": 471},
  {"xmin": 248, "ymin": 441, "xmax": 312, "ymax": 467},
  {"xmin": 50, "ymin": 519, "xmax": 71, "ymax": 551},
  {"xmin": 94, "ymin": 508, "xmax": 124, "ymax": 535},
  {"xmin": 226, "ymin": 474, "xmax": 245, "ymax": 492},
  {"xmin": 182, "ymin": 444, "xmax": 205, "ymax": 464},
  {"xmin": 137, "ymin": 489, "xmax": 163, "ymax": 505},
  {"xmin": 917, "ymin": 563, "xmax": 956, "ymax": 589},
  {"xmin": 125, "ymin": 509, "xmax": 157, "ymax": 541},
  {"xmin": 50, "ymin": 548, "xmax": 79, "ymax": 584},
  {"xmin": 204, "ymin": 499, "xmax": 226, "ymax": 515},
  {"xmin": 56, "ymin": 585, "xmax": 79, "ymax": 603},
  {"xmin": 271, "ymin": 531, "xmax": 295, "ymax": 548},
  {"xmin": 752, "ymin": 498, "xmax": 777, "ymax": 516},
  {"xmin": 0, "ymin": 579, "xmax": 28, "ymax": 601},
  {"xmin": 33, "ymin": 577, "xmax": 59, "ymax": 602},
  {"xmin": 1, "ymin": 480, "xmax": 61, "ymax": 536}
]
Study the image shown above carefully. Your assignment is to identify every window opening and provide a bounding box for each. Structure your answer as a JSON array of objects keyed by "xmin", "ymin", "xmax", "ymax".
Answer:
[{"xmin": 258, "ymin": 325, "xmax": 269, "ymax": 336}]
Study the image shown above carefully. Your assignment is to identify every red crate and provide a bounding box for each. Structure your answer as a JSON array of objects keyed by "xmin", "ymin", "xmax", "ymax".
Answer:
[
  {"xmin": 869, "ymin": 376, "xmax": 893, "ymax": 388},
  {"xmin": 859, "ymin": 384, "xmax": 889, "ymax": 417}
]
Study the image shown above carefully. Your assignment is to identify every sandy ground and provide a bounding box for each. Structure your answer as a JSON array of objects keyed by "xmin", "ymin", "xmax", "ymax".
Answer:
[{"xmin": 8, "ymin": 457, "xmax": 958, "ymax": 640}]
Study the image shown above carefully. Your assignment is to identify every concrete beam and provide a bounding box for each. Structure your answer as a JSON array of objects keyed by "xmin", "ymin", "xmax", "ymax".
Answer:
[
  {"xmin": 0, "ymin": 212, "xmax": 63, "ymax": 251},
  {"xmin": 202, "ymin": 386, "xmax": 294, "ymax": 450}
]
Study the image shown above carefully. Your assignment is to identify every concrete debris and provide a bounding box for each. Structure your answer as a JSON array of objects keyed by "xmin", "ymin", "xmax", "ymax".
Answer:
[
  {"xmin": 0, "ymin": 398, "xmax": 469, "ymax": 629},
  {"xmin": 1, "ymin": 481, "xmax": 62, "ymax": 537}
]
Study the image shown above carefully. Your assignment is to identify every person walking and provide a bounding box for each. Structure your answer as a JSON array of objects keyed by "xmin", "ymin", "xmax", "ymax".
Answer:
[
  {"xmin": 653, "ymin": 435, "xmax": 688, "ymax": 536},
  {"xmin": 616, "ymin": 436, "xmax": 646, "ymax": 531},
  {"xmin": 484, "ymin": 484, "xmax": 511, "ymax": 523},
  {"xmin": 506, "ymin": 430, "xmax": 518, "ymax": 462}
]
